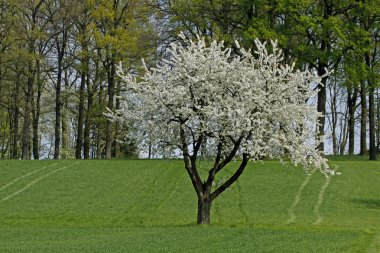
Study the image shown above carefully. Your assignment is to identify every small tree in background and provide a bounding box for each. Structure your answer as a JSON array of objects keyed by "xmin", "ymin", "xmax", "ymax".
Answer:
[{"xmin": 109, "ymin": 33, "xmax": 333, "ymax": 224}]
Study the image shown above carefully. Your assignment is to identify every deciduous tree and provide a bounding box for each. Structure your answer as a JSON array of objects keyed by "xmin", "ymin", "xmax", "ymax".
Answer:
[{"xmin": 111, "ymin": 35, "xmax": 332, "ymax": 224}]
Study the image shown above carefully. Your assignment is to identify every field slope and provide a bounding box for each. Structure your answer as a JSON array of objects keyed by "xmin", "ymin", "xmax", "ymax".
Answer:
[{"xmin": 0, "ymin": 159, "xmax": 379, "ymax": 252}]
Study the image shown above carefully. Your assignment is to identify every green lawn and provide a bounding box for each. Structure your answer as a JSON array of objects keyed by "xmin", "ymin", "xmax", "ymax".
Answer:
[{"xmin": 0, "ymin": 159, "xmax": 379, "ymax": 252}]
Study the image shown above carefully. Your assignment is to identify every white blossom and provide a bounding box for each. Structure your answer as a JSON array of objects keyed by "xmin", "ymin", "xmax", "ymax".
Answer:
[{"xmin": 109, "ymin": 34, "xmax": 333, "ymax": 175}]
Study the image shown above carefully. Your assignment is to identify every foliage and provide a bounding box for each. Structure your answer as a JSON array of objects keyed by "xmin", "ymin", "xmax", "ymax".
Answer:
[{"xmin": 1, "ymin": 0, "xmax": 380, "ymax": 159}]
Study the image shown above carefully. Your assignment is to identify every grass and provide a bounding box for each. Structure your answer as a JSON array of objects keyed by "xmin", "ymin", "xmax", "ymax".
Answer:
[{"xmin": 0, "ymin": 159, "xmax": 379, "ymax": 252}]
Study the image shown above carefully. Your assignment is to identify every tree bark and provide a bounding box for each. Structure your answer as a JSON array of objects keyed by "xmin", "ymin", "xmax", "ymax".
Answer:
[
  {"xmin": 54, "ymin": 57, "xmax": 62, "ymax": 159},
  {"xmin": 21, "ymin": 0, "xmax": 45, "ymax": 160},
  {"xmin": 54, "ymin": 27, "xmax": 68, "ymax": 159},
  {"xmin": 61, "ymin": 117, "xmax": 68, "ymax": 152},
  {"xmin": 197, "ymin": 197, "xmax": 212, "ymax": 224},
  {"xmin": 330, "ymin": 83, "xmax": 338, "ymax": 155},
  {"xmin": 96, "ymin": 129, "xmax": 103, "ymax": 159},
  {"xmin": 11, "ymin": 77, "xmax": 20, "ymax": 159},
  {"xmin": 105, "ymin": 59, "xmax": 115, "ymax": 159},
  {"xmin": 75, "ymin": 59, "xmax": 86, "ymax": 159},
  {"xmin": 61, "ymin": 73, "xmax": 69, "ymax": 156},
  {"xmin": 96, "ymin": 83, "xmax": 104, "ymax": 159},
  {"xmin": 369, "ymin": 86, "xmax": 377, "ymax": 160},
  {"xmin": 113, "ymin": 82, "xmax": 121, "ymax": 158},
  {"xmin": 32, "ymin": 74, "xmax": 42, "ymax": 160},
  {"xmin": 84, "ymin": 88, "xmax": 93, "ymax": 159},
  {"xmin": 315, "ymin": 0, "xmax": 333, "ymax": 154},
  {"xmin": 317, "ymin": 74, "xmax": 327, "ymax": 153},
  {"xmin": 360, "ymin": 80, "xmax": 367, "ymax": 155},
  {"xmin": 365, "ymin": 53, "xmax": 376, "ymax": 160},
  {"xmin": 347, "ymin": 88, "xmax": 358, "ymax": 155},
  {"xmin": 21, "ymin": 68, "xmax": 34, "ymax": 160},
  {"xmin": 339, "ymin": 109, "xmax": 348, "ymax": 155},
  {"xmin": 11, "ymin": 108, "xmax": 20, "ymax": 159},
  {"xmin": 148, "ymin": 141, "xmax": 152, "ymax": 159},
  {"xmin": 84, "ymin": 49, "xmax": 99, "ymax": 159}
]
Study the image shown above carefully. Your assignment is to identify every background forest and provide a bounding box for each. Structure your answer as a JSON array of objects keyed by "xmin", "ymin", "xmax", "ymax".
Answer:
[{"xmin": 0, "ymin": 0, "xmax": 379, "ymax": 160}]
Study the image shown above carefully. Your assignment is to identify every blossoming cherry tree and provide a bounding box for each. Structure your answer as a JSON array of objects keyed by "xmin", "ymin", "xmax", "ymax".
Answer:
[{"xmin": 111, "ymin": 34, "xmax": 331, "ymax": 224}]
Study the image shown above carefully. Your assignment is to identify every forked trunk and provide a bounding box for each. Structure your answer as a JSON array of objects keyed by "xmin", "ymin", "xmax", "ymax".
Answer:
[{"xmin": 197, "ymin": 198, "xmax": 212, "ymax": 224}]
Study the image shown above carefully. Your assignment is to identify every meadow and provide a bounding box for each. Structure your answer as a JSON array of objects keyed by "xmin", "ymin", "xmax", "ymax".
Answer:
[{"xmin": 0, "ymin": 159, "xmax": 379, "ymax": 252}]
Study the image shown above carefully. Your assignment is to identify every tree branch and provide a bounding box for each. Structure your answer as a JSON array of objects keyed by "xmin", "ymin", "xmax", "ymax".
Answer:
[
  {"xmin": 215, "ymin": 134, "xmax": 244, "ymax": 173},
  {"xmin": 192, "ymin": 133, "xmax": 203, "ymax": 160},
  {"xmin": 210, "ymin": 153, "xmax": 249, "ymax": 201},
  {"xmin": 180, "ymin": 124, "xmax": 203, "ymax": 198},
  {"xmin": 204, "ymin": 134, "xmax": 244, "ymax": 193}
]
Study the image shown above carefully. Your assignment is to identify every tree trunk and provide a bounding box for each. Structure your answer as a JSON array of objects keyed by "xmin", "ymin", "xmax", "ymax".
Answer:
[
  {"xmin": 113, "ymin": 124, "xmax": 119, "ymax": 158},
  {"xmin": 339, "ymin": 112, "xmax": 348, "ymax": 155},
  {"xmin": 105, "ymin": 59, "xmax": 115, "ymax": 159},
  {"xmin": 75, "ymin": 42, "xmax": 90, "ymax": 159},
  {"xmin": 315, "ymin": 1, "xmax": 332, "ymax": 154},
  {"xmin": 113, "ymin": 83, "xmax": 120, "ymax": 158},
  {"xmin": 317, "ymin": 74, "xmax": 327, "ymax": 153},
  {"xmin": 96, "ymin": 83, "xmax": 104, "ymax": 159},
  {"xmin": 84, "ymin": 89, "xmax": 93, "ymax": 159},
  {"xmin": 54, "ymin": 59, "xmax": 62, "ymax": 159},
  {"xmin": 369, "ymin": 86, "xmax": 377, "ymax": 160},
  {"xmin": 11, "ymin": 78, "xmax": 20, "ymax": 159},
  {"xmin": 61, "ymin": 98, "xmax": 68, "ymax": 154},
  {"xmin": 329, "ymin": 80, "xmax": 338, "ymax": 155},
  {"xmin": 360, "ymin": 80, "xmax": 367, "ymax": 155},
  {"xmin": 105, "ymin": 114, "xmax": 113, "ymax": 159},
  {"xmin": 54, "ymin": 21, "xmax": 69, "ymax": 159},
  {"xmin": 32, "ymin": 76, "xmax": 42, "ymax": 160},
  {"xmin": 331, "ymin": 97, "xmax": 337, "ymax": 155},
  {"xmin": 62, "ymin": 69, "xmax": 71, "ymax": 157},
  {"xmin": 21, "ymin": 1, "xmax": 42, "ymax": 160},
  {"xmin": 12, "ymin": 107, "xmax": 20, "ymax": 159},
  {"xmin": 75, "ymin": 62, "xmax": 86, "ymax": 159},
  {"xmin": 96, "ymin": 129, "xmax": 102, "ymax": 159},
  {"xmin": 347, "ymin": 88, "xmax": 358, "ymax": 155},
  {"xmin": 148, "ymin": 141, "xmax": 152, "ymax": 159},
  {"xmin": 21, "ymin": 70, "xmax": 34, "ymax": 160},
  {"xmin": 197, "ymin": 198, "xmax": 212, "ymax": 224},
  {"xmin": 365, "ymin": 53, "xmax": 376, "ymax": 160},
  {"xmin": 54, "ymin": 35, "xmax": 67, "ymax": 159}
]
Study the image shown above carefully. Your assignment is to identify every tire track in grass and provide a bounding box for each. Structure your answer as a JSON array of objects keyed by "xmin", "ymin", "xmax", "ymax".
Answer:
[
  {"xmin": 156, "ymin": 164, "xmax": 185, "ymax": 210},
  {"xmin": 286, "ymin": 168, "xmax": 317, "ymax": 224},
  {"xmin": 118, "ymin": 162, "xmax": 175, "ymax": 223},
  {"xmin": 213, "ymin": 199, "xmax": 222, "ymax": 224},
  {"xmin": 142, "ymin": 162, "xmax": 176, "ymax": 209},
  {"xmin": 313, "ymin": 175, "xmax": 332, "ymax": 225},
  {"xmin": 236, "ymin": 180, "xmax": 249, "ymax": 225},
  {"xmin": 1, "ymin": 162, "xmax": 79, "ymax": 202},
  {"xmin": 0, "ymin": 163, "xmax": 58, "ymax": 191}
]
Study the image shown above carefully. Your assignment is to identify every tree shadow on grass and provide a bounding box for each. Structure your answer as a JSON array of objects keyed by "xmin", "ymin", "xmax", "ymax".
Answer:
[{"xmin": 351, "ymin": 199, "xmax": 380, "ymax": 209}]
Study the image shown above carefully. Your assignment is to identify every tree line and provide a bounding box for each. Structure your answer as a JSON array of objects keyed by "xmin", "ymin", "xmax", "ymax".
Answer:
[{"xmin": 0, "ymin": 0, "xmax": 379, "ymax": 160}]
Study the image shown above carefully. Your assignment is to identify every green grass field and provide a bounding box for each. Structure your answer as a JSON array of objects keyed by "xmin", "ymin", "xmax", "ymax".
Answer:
[{"xmin": 0, "ymin": 159, "xmax": 379, "ymax": 252}]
